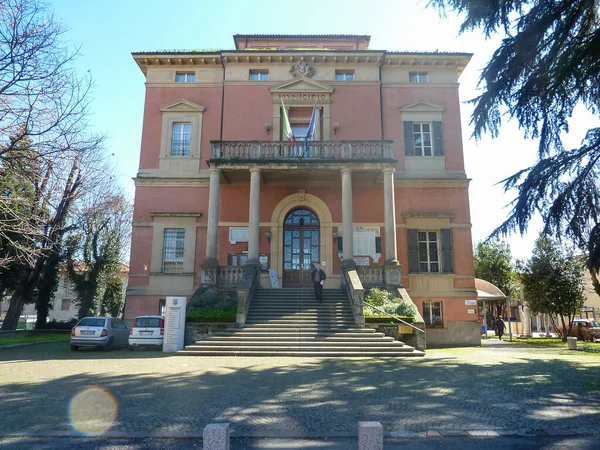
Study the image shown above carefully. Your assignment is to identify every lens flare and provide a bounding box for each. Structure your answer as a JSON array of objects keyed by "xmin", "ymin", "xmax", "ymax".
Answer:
[{"xmin": 68, "ymin": 387, "xmax": 118, "ymax": 436}]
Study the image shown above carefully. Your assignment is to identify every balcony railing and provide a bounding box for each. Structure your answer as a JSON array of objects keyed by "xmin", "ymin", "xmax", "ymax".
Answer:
[{"xmin": 210, "ymin": 140, "xmax": 395, "ymax": 162}]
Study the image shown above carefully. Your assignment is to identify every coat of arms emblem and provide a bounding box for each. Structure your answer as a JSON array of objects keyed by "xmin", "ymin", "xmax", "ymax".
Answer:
[{"xmin": 289, "ymin": 61, "xmax": 315, "ymax": 78}]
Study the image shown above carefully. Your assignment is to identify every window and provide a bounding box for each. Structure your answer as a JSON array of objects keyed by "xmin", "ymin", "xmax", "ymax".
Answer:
[
  {"xmin": 408, "ymin": 228, "xmax": 453, "ymax": 274},
  {"xmin": 335, "ymin": 70, "xmax": 355, "ymax": 81},
  {"xmin": 418, "ymin": 231, "xmax": 440, "ymax": 273},
  {"xmin": 61, "ymin": 299, "xmax": 70, "ymax": 311},
  {"xmin": 162, "ymin": 229, "xmax": 185, "ymax": 273},
  {"xmin": 175, "ymin": 72, "xmax": 195, "ymax": 83},
  {"xmin": 171, "ymin": 123, "xmax": 191, "ymax": 156},
  {"xmin": 228, "ymin": 253, "xmax": 248, "ymax": 266},
  {"xmin": 423, "ymin": 301, "xmax": 443, "ymax": 328},
  {"xmin": 158, "ymin": 299, "xmax": 166, "ymax": 316},
  {"xmin": 413, "ymin": 123, "xmax": 432, "ymax": 156},
  {"xmin": 249, "ymin": 70, "xmax": 269, "ymax": 81},
  {"xmin": 409, "ymin": 72, "xmax": 428, "ymax": 83}
]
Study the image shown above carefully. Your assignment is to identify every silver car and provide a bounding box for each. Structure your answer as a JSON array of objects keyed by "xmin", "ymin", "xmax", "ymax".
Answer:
[{"xmin": 70, "ymin": 317, "xmax": 129, "ymax": 351}]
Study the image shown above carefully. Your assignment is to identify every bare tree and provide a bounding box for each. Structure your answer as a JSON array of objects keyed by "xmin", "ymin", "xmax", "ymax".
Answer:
[{"xmin": 0, "ymin": 0, "xmax": 104, "ymax": 270}]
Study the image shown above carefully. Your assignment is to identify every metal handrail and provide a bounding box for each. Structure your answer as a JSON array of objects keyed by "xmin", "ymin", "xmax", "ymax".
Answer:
[{"xmin": 363, "ymin": 300, "xmax": 425, "ymax": 334}]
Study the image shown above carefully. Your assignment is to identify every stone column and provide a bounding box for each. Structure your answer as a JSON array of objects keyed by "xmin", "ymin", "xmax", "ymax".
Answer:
[
  {"xmin": 341, "ymin": 168, "xmax": 354, "ymax": 266},
  {"xmin": 204, "ymin": 168, "xmax": 221, "ymax": 264},
  {"xmin": 383, "ymin": 167, "xmax": 398, "ymax": 264},
  {"xmin": 247, "ymin": 168, "xmax": 261, "ymax": 263}
]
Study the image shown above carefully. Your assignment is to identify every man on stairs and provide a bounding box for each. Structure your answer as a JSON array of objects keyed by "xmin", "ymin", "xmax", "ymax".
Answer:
[{"xmin": 312, "ymin": 263, "xmax": 326, "ymax": 302}]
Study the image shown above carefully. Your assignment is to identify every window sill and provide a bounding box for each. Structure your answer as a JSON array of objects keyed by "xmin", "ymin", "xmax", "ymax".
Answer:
[{"xmin": 150, "ymin": 272, "xmax": 195, "ymax": 276}]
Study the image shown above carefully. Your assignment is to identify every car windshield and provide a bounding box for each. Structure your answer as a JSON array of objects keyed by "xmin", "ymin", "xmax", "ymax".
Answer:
[
  {"xmin": 135, "ymin": 318, "xmax": 161, "ymax": 328},
  {"xmin": 78, "ymin": 318, "xmax": 106, "ymax": 327}
]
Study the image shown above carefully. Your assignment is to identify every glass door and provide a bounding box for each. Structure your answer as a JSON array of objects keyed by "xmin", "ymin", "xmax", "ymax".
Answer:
[{"xmin": 282, "ymin": 209, "xmax": 320, "ymax": 287}]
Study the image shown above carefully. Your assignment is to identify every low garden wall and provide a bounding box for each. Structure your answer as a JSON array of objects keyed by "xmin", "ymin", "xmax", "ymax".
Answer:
[
  {"xmin": 185, "ymin": 322, "xmax": 235, "ymax": 346},
  {"xmin": 365, "ymin": 322, "xmax": 426, "ymax": 352}
]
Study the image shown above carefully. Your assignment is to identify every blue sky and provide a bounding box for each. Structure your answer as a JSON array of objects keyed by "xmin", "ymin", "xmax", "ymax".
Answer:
[{"xmin": 49, "ymin": 0, "xmax": 596, "ymax": 260}]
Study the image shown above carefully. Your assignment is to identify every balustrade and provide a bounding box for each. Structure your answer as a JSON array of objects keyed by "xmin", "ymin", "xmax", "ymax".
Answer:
[{"xmin": 210, "ymin": 140, "xmax": 394, "ymax": 162}]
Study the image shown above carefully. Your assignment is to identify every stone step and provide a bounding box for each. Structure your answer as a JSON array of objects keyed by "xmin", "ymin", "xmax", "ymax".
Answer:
[
  {"xmin": 177, "ymin": 350, "xmax": 425, "ymax": 357},
  {"xmin": 211, "ymin": 331, "xmax": 385, "ymax": 338},
  {"xmin": 184, "ymin": 341, "xmax": 414, "ymax": 353},
  {"xmin": 197, "ymin": 335, "xmax": 396, "ymax": 342},
  {"xmin": 190, "ymin": 340, "xmax": 405, "ymax": 347}
]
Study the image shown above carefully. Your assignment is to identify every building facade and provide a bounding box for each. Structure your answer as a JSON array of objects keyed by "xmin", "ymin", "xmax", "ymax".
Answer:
[{"xmin": 127, "ymin": 34, "xmax": 479, "ymax": 345}]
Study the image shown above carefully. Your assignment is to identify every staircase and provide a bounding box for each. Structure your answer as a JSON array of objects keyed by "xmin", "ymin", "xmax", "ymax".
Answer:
[{"xmin": 178, "ymin": 288, "xmax": 425, "ymax": 357}]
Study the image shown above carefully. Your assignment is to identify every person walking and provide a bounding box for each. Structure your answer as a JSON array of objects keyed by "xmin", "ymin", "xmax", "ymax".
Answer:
[
  {"xmin": 495, "ymin": 316, "xmax": 506, "ymax": 341},
  {"xmin": 312, "ymin": 263, "xmax": 326, "ymax": 302}
]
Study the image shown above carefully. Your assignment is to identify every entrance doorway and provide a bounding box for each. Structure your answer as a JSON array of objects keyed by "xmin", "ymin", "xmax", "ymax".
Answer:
[{"xmin": 282, "ymin": 208, "xmax": 320, "ymax": 287}]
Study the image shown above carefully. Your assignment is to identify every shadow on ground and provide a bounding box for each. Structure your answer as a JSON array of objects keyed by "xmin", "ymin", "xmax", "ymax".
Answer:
[{"xmin": 0, "ymin": 343, "xmax": 599, "ymax": 436}]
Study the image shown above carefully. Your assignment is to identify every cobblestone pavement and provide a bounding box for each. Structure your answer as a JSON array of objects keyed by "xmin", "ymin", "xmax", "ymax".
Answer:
[{"xmin": 0, "ymin": 340, "xmax": 599, "ymax": 438}]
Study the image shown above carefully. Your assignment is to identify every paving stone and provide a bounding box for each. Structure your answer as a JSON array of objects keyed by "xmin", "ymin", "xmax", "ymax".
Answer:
[{"xmin": 0, "ymin": 341, "xmax": 599, "ymax": 438}]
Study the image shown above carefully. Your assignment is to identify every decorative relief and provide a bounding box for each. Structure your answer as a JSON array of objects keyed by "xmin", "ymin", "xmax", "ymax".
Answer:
[{"xmin": 290, "ymin": 61, "xmax": 315, "ymax": 78}]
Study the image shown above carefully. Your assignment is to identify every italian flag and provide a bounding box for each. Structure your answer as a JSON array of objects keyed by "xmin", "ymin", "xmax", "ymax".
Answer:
[{"xmin": 281, "ymin": 100, "xmax": 296, "ymax": 147}]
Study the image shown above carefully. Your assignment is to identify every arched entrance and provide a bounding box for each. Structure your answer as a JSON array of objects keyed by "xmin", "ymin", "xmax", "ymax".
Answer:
[{"xmin": 282, "ymin": 208, "xmax": 320, "ymax": 287}]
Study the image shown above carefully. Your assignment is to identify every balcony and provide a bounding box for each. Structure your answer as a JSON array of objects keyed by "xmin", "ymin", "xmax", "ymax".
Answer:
[{"xmin": 210, "ymin": 140, "xmax": 395, "ymax": 164}]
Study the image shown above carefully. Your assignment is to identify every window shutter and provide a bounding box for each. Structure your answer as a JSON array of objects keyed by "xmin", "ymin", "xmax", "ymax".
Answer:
[
  {"xmin": 403, "ymin": 121, "xmax": 414, "ymax": 156},
  {"xmin": 441, "ymin": 228, "xmax": 453, "ymax": 273},
  {"xmin": 433, "ymin": 121, "xmax": 444, "ymax": 156},
  {"xmin": 408, "ymin": 229, "xmax": 419, "ymax": 273}
]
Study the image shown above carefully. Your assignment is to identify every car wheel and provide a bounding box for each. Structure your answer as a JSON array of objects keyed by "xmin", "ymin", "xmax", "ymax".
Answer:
[
  {"xmin": 105, "ymin": 337, "xmax": 114, "ymax": 351},
  {"xmin": 71, "ymin": 345, "xmax": 79, "ymax": 352}
]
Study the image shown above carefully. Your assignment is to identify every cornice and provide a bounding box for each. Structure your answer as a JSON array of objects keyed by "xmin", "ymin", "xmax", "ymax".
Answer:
[
  {"xmin": 133, "ymin": 51, "xmax": 472, "ymax": 77},
  {"xmin": 394, "ymin": 178, "xmax": 471, "ymax": 188},
  {"xmin": 134, "ymin": 176, "xmax": 210, "ymax": 187}
]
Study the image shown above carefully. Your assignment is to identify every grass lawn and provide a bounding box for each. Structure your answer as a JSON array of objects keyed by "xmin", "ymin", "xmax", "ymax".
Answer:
[
  {"xmin": 484, "ymin": 335, "xmax": 600, "ymax": 354},
  {"xmin": 0, "ymin": 333, "xmax": 70, "ymax": 345}
]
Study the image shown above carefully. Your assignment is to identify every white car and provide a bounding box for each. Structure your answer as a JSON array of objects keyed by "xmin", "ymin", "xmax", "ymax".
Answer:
[{"xmin": 128, "ymin": 315, "xmax": 164, "ymax": 349}]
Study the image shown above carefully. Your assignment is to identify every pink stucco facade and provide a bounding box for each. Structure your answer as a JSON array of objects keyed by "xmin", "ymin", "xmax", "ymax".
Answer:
[{"xmin": 127, "ymin": 35, "xmax": 478, "ymax": 344}]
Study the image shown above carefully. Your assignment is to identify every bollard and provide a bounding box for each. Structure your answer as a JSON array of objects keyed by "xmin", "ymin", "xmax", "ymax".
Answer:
[
  {"xmin": 567, "ymin": 336, "xmax": 578, "ymax": 350},
  {"xmin": 203, "ymin": 423, "xmax": 230, "ymax": 450},
  {"xmin": 358, "ymin": 421, "xmax": 383, "ymax": 450}
]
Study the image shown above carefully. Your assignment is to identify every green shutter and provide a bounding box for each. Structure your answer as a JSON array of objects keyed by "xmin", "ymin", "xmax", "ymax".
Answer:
[
  {"xmin": 433, "ymin": 121, "xmax": 444, "ymax": 156},
  {"xmin": 403, "ymin": 121, "xmax": 414, "ymax": 156},
  {"xmin": 441, "ymin": 228, "xmax": 453, "ymax": 273},
  {"xmin": 408, "ymin": 229, "xmax": 419, "ymax": 273},
  {"xmin": 338, "ymin": 236, "xmax": 343, "ymax": 254}
]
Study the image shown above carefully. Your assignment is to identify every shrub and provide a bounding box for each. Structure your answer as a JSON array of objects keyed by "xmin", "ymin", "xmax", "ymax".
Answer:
[
  {"xmin": 364, "ymin": 297, "xmax": 418, "ymax": 319},
  {"xmin": 187, "ymin": 287, "xmax": 238, "ymax": 323},
  {"xmin": 45, "ymin": 318, "xmax": 78, "ymax": 330},
  {"xmin": 365, "ymin": 288, "xmax": 389, "ymax": 307}
]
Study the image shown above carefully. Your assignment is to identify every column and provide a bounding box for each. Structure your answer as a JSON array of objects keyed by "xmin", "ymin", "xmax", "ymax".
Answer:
[
  {"xmin": 204, "ymin": 168, "xmax": 221, "ymax": 264},
  {"xmin": 341, "ymin": 168, "xmax": 354, "ymax": 265},
  {"xmin": 383, "ymin": 167, "xmax": 398, "ymax": 264},
  {"xmin": 247, "ymin": 168, "xmax": 261, "ymax": 263}
]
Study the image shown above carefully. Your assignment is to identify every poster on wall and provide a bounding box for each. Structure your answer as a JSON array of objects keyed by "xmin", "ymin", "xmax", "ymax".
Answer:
[
  {"xmin": 269, "ymin": 269, "xmax": 280, "ymax": 288},
  {"xmin": 259, "ymin": 255, "xmax": 269, "ymax": 271}
]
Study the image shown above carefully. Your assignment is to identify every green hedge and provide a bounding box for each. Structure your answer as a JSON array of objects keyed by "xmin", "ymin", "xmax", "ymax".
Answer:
[
  {"xmin": 186, "ymin": 308, "xmax": 237, "ymax": 323},
  {"xmin": 365, "ymin": 316, "xmax": 414, "ymax": 324}
]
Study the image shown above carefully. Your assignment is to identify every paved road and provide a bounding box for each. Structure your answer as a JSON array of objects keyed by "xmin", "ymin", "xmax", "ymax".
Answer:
[
  {"xmin": 1, "ymin": 436, "xmax": 600, "ymax": 449},
  {"xmin": 0, "ymin": 340, "xmax": 599, "ymax": 438}
]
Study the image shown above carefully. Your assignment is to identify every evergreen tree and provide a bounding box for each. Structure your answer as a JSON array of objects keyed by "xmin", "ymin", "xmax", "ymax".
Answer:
[
  {"xmin": 519, "ymin": 235, "xmax": 585, "ymax": 341},
  {"xmin": 429, "ymin": 0, "xmax": 600, "ymax": 290}
]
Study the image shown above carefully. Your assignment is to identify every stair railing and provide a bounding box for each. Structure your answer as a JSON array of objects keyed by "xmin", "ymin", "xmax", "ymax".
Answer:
[
  {"xmin": 362, "ymin": 301, "xmax": 425, "ymax": 334},
  {"xmin": 342, "ymin": 268, "xmax": 365, "ymax": 328},
  {"xmin": 235, "ymin": 264, "xmax": 259, "ymax": 327}
]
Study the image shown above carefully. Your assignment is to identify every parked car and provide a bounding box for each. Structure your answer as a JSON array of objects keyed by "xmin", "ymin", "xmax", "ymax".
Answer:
[
  {"xmin": 128, "ymin": 315, "xmax": 164, "ymax": 349},
  {"xmin": 573, "ymin": 318, "xmax": 600, "ymax": 342},
  {"xmin": 70, "ymin": 317, "xmax": 129, "ymax": 351}
]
